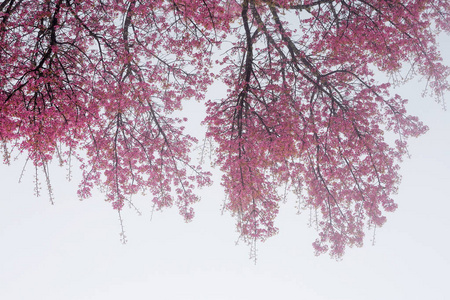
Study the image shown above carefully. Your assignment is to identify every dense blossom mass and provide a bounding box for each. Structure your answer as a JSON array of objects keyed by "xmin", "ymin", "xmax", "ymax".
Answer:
[{"xmin": 1, "ymin": 0, "xmax": 449, "ymax": 257}]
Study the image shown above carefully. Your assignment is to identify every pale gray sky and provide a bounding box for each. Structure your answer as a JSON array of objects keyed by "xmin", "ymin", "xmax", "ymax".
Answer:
[{"xmin": 0, "ymin": 33, "xmax": 449, "ymax": 300}]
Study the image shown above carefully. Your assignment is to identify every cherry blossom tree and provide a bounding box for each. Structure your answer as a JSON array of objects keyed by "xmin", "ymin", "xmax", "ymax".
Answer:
[{"xmin": 1, "ymin": 0, "xmax": 449, "ymax": 257}]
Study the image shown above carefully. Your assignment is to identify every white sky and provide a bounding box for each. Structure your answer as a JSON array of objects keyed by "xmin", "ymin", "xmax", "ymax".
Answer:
[{"xmin": 0, "ymin": 33, "xmax": 449, "ymax": 300}]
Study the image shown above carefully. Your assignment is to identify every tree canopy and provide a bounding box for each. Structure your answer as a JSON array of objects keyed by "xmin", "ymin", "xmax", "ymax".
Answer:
[{"xmin": 1, "ymin": 0, "xmax": 449, "ymax": 257}]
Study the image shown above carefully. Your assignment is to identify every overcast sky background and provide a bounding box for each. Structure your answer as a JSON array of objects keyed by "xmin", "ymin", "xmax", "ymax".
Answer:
[{"xmin": 0, "ymin": 31, "xmax": 449, "ymax": 300}]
